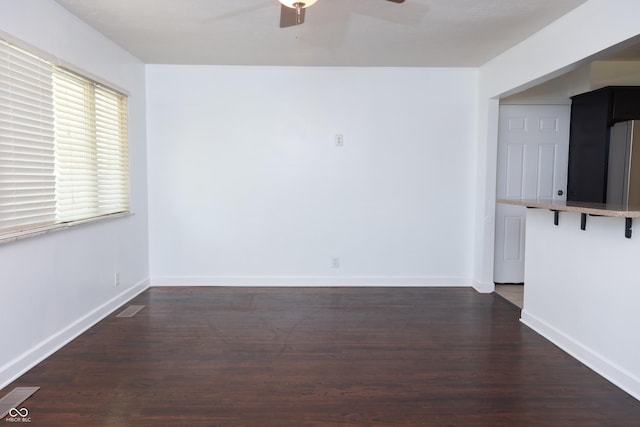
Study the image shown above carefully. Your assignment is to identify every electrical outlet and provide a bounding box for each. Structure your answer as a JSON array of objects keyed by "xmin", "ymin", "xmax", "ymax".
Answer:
[
  {"xmin": 332, "ymin": 257, "xmax": 340, "ymax": 269},
  {"xmin": 114, "ymin": 272, "xmax": 120, "ymax": 287},
  {"xmin": 335, "ymin": 134, "xmax": 344, "ymax": 146}
]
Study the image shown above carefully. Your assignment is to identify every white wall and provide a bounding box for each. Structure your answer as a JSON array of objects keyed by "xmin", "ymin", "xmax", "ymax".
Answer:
[
  {"xmin": 522, "ymin": 209, "xmax": 640, "ymax": 399},
  {"xmin": 147, "ymin": 66, "xmax": 477, "ymax": 286},
  {"xmin": 501, "ymin": 60, "xmax": 640, "ymax": 105},
  {"xmin": 591, "ymin": 60, "xmax": 640, "ymax": 88},
  {"xmin": 3, "ymin": 0, "xmax": 637, "ymax": 402},
  {"xmin": 0, "ymin": 0, "xmax": 149, "ymax": 388},
  {"xmin": 475, "ymin": 0, "xmax": 640, "ymax": 399},
  {"xmin": 500, "ymin": 66, "xmax": 590, "ymax": 105},
  {"xmin": 474, "ymin": 0, "xmax": 640, "ymax": 289},
  {"xmin": 481, "ymin": 0, "xmax": 640, "ymax": 99}
]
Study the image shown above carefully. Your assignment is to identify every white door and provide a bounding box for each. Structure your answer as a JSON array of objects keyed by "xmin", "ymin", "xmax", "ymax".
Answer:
[{"xmin": 494, "ymin": 104, "xmax": 570, "ymax": 283}]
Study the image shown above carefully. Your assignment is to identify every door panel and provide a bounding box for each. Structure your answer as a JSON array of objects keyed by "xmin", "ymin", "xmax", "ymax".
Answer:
[
  {"xmin": 505, "ymin": 144, "xmax": 524, "ymax": 198},
  {"xmin": 537, "ymin": 144, "xmax": 556, "ymax": 199},
  {"xmin": 494, "ymin": 105, "xmax": 570, "ymax": 283}
]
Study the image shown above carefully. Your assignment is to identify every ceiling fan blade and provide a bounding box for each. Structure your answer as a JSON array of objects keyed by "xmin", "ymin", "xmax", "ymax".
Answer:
[{"xmin": 280, "ymin": 4, "xmax": 305, "ymax": 28}]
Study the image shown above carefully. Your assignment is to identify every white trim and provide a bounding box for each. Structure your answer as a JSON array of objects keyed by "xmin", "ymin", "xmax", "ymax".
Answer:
[
  {"xmin": 472, "ymin": 280, "xmax": 495, "ymax": 293},
  {"xmin": 0, "ymin": 212, "xmax": 133, "ymax": 245},
  {"xmin": 521, "ymin": 309, "xmax": 640, "ymax": 402},
  {"xmin": 150, "ymin": 275, "xmax": 471, "ymax": 287},
  {"xmin": 0, "ymin": 278, "xmax": 150, "ymax": 390}
]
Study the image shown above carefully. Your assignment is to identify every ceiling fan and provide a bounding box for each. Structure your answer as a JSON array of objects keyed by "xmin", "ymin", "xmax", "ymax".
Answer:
[{"xmin": 279, "ymin": 0, "xmax": 406, "ymax": 28}]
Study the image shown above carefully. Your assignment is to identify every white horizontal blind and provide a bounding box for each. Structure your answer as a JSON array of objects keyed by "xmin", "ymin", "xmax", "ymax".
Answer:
[
  {"xmin": 96, "ymin": 85, "xmax": 129, "ymax": 215},
  {"xmin": 0, "ymin": 40, "xmax": 56, "ymax": 234},
  {"xmin": 53, "ymin": 68, "xmax": 98, "ymax": 222},
  {"xmin": 53, "ymin": 68, "xmax": 129, "ymax": 223},
  {"xmin": 0, "ymin": 38, "xmax": 129, "ymax": 239}
]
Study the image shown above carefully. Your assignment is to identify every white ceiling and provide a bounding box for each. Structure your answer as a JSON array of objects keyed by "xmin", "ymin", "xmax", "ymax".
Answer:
[{"xmin": 54, "ymin": 0, "xmax": 589, "ymax": 67}]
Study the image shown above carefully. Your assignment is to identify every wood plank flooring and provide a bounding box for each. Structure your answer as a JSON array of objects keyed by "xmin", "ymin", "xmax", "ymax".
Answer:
[
  {"xmin": 3, "ymin": 287, "xmax": 640, "ymax": 426},
  {"xmin": 494, "ymin": 284, "xmax": 524, "ymax": 308}
]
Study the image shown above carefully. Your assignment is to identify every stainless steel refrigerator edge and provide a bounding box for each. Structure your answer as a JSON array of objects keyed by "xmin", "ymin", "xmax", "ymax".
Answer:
[{"xmin": 606, "ymin": 120, "xmax": 640, "ymax": 206}]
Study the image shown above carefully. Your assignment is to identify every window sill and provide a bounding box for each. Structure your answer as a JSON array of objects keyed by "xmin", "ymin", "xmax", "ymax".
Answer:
[{"xmin": 0, "ymin": 211, "xmax": 134, "ymax": 245}]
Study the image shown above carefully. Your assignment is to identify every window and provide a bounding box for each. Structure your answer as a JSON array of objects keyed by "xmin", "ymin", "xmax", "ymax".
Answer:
[{"xmin": 0, "ymin": 39, "xmax": 129, "ymax": 240}]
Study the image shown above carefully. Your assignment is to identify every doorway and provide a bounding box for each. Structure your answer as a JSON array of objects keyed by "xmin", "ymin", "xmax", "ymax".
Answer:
[{"xmin": 494, "ymin": 104, "xmax": 571, "ymax": 303}]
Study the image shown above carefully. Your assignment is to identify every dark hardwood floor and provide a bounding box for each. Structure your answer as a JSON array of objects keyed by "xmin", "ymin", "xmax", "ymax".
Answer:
[{"xmin": 3, "ymin": 287, "xmax": 640, "ymax": 426}]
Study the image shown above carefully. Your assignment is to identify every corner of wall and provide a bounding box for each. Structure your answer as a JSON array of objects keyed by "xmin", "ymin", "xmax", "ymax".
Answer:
[
  {"xmin": 472, "ymin": 280, "xmax": 495, "ymax": 294},
  {"xmin": 521, "ymin": 310, "xmax": 640, "ymax": 402},
  {"xmin": 0, "ymin": 279, "xmax": 150, "ymax": 390}
]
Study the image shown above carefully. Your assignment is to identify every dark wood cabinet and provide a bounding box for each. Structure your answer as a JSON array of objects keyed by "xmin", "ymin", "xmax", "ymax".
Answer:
[{"xmin": 567, "ymin": 87, "xmax": 640, "ymax": 203}]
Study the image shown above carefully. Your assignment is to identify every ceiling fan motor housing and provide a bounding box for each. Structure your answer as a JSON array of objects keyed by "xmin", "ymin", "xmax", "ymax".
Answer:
[
  {"xmin": 279, "ymin": 0, "xmax": 318, "ymax": 9},
  {"xmin": 279, "ymin": 0, "xmax": 402, "ymax": 28}
]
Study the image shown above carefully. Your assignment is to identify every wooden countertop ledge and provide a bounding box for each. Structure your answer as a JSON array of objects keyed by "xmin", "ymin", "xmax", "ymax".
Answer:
[{"xmin": 496, "ymin": 199, "xmax": 640, "ymax": 218}]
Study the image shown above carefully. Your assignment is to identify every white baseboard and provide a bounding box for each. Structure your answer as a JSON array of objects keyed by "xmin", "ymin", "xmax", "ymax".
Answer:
[
  {"xmin": 472, "ymin": 280, "xmax": 495, "ymax": 293},
  {"xmin": 0, "ymin": 278, "xmax": 150, "ymax": 390},
  {"xmin": 521, "ymin": 309, "xmax": 640, "ymax": 401},
  {"xmin": 151, "ymin": 275, "xmax": 471, "ymax": 287}
]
